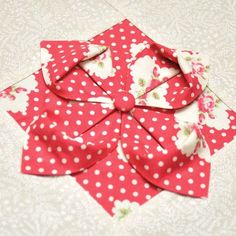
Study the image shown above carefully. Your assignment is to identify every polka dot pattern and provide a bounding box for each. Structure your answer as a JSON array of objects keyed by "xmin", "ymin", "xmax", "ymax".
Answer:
[
  {"xmin": 120, "ymin": 113, "xmax": 210, "ymax": 197},
  {"xmin": 21, "ymin": 102, "xmax": 120, "ymax": 175},
  {"xmin": 41, "ymin": 41, "xmax": 111, "ymax": 102},
  {"xmin": 75, "ymin": 146, "xmax": 161, "ymax": 215},
  {"xmin": 2, "ymin": 19, "xmax": 236, "ymax": 216}
]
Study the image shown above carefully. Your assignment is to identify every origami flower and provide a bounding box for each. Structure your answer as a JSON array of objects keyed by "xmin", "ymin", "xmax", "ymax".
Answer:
[
  {"xmin": 18, "ymin": 39, "xmax": 216, "ymax": 199},
  {"xmin": 1, "ymin": 19, "xmax": 236, "ymax": 217}
]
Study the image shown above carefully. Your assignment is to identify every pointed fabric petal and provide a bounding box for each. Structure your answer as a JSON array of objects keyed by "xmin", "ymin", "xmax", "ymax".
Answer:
[
  {"xmin": 21, "ymin": 101, "xmax": 120, "ymax": 175},
  {"xmin": 120, "ymin": 112, "xmax": 210, "ymax": 197},
  {"xmin": 131, "ymin": 43, "xmax": 210, "ymax": 109},
  {"xmin": 41, "ymin": 41, "xmax": 111, "ymax": 102}
]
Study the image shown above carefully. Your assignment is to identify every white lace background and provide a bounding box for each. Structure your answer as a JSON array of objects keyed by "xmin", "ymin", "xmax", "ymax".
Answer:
[{"xmin": 0, "ymin": 0, "xmax": 235, "ymax": 235}]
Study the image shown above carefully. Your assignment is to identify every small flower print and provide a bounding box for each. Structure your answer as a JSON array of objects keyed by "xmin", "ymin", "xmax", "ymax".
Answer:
[
  {"xmin": 0, "ymin": 86, "xmax": 27, "ymax": 100},
  {"xmin": 197, "ymin": 93, "xmax": 221, "ymax": 123},
  {"xmin": 192, "ymin": 61, "xmax": 205, "ymax": 77},
  {"xmin": 112, "ymin": 200, "xmax": 139, "ymax": 219}
]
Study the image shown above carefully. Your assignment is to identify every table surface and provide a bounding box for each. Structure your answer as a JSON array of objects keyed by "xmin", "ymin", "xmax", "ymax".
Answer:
[{"xmin": 0, "ymin": 1, "xmax": 235, "ymax": 235}]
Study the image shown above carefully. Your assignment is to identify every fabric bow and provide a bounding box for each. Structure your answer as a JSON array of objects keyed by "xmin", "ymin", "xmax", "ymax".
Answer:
[{"xmin": 21, "ymin": 40, "xmax": 211, "ymax": 198}]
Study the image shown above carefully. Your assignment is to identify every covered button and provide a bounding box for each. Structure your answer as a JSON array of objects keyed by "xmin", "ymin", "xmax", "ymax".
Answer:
[{"xmin": 113, "ymin": 91, "xmax": 135, "ymax": 112}]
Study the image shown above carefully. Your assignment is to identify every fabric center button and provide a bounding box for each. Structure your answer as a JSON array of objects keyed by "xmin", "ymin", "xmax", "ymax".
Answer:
[{"xmin": 114, "ymin": 91, "xmax": 135, "ymax": 112}]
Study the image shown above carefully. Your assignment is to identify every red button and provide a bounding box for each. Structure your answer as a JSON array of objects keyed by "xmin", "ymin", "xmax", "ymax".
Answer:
[{"xmin": 114, "ymin": 91, "xmax": 135, "ymax": 112}]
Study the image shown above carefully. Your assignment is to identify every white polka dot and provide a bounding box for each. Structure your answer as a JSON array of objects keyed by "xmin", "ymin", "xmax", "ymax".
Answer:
[
  {"xmin": 200, "ymin": 172, "xmax": 205, "ymax": 177},
  {"xmin": 200, "ymin": 184, "xmax": 206, "ymax": 189},
  {"xmin": 35, "ymin": 147, "xmax": 41, "ymax": 152},
  {"xmin": 65, "ymin": 170, "xmax": 71, "ymax": 175},
  {"xmin": 96, "ymin": 193, "xmax": 102, "ymax": 198},
  {"xmin": 132, "ymin": 179, "xmax": 138, "ymax": 185},
  {"xmin": 199, "ymin": 161, "xmax": 205, "ymax": 166},
  {"xmin": 108, "ymin": 196, "xmax": 114, "ymax": 201},
  {"xmin": 81, "ymin": 144, "xmax": 87, "ymax": 150},
  {"xmin": 76, "ymin": 120, "xmax": 81, "ymax": 125},
  {"xmin": 153, "ymin": 173, "xmax": 159, "ymax": 179},
  {"xmin": 97, "ymin": 149, "xmax": 103, "ymax": 155},
  {"xmin": 119, "ymin": 175, "xmax": 125, "ymax": 181},
  {"xmin": 86, "ymin": 154, "xmax": 92, "ymax": 160},
  {"xmin": 188, "ymin": 190, "xmax": 194, "ymax": 195},
  {"xmin": 161, "ymin": 125, "xmax": 167, "ymax": 130},
  {"xmin": 188, "ymin": 178, "xmax": 194, "ymax": 184},
  {"xmin": 144, "ymin": 165, "xmax": 149, "ymax": 170},
  {"xmin": 88, "ymin": 120, "xmax": 93, "ymax": 125},
  {"xmin": 188, "ymin": 167, "xmax": 194, "ymax": 173},
  {"xmin": 24, "ymin": 156, "xmax": 30, "ymax": 161},
  {"xmin": 164, "ymin": 180, "xmax": 170, "ymax": 185},
  {"xmin": 38, "ymin": 168, "xmax": 44, "ymax": 173},
  {"xmin": 120, "ymin": 188, "xmax": 126, "ymax": 194},
  {"xmin": 209, "ymin": 129, "xmax": 215, "ymax": 134},
  {"xmin": 159, "ymin": 137, "xmax": 164, "ymax": 142},
  {"xmin": 158, "ymin": 161, "xmax": 164, "ymax": 167},
  {"xmin": 54, "ymin": 110, "xmax": 60, "ymax": 115},
  {"xmin": 140, "ymin": 117, "xmax": 145, "ymax": 123},
  {"xmin": 61, "ymin": 158, "xmax": 67, "ymax": 164},
  {"xmin": 74, "ymin": 157, "xmax": 79, "ymax": 163},
  {"xmin": 221, "ymin": 132, "xmax": 226, "ymax": 137},
  {"xmin": 176, "ymin": 185, "xmax": 181, "ymax": 191},
  {"xmin": 52, "ymin": 169, "xmax": 58, "ymax": 175},
  {"xmin": 144, "ymin": 183, "xmax": 150, "ymax": 188},
  {"xmin": 37, "ymin": 157, "xmax": 43, "ymax": 163},
  {"xmin": 25, "ymin": 166, "xmax": 31, "ymax": 171},
  {"xmin": 172, "ymin": 156, "xmax": 178, "ymax": 162},
  {"xmin": 107, "ymin": 172, "xmax": 112, "ymax": 178},
  {"xmin": 108, "ymin": 184, "xmax": 113, "ymax": 190},
  {"xmin": 148, "ymin": 153, "xmax": 154, "ymax": 159},
  {"xmin": 106, "ymin": 161, "xmax": 112, "ymax": 166},
  {"xmin": 176, "ymin": 173, "xmax": 182, "ymax": 179}
]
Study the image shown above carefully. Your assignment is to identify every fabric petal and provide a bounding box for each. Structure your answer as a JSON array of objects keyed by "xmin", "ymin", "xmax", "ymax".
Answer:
[
  {"xmin": 21, "ymin": 102, "xmax": 119, "ymax": 175},
  {"xmin": 131, "ymin": 43, "xmax": 210, "ymax": 109},
  {"xmin": 120, "ymin": 112, "xmax": 210, "ymax": 197},
  {"xmin": 41, "ymin": 40, "xmax": 111, "ymax": 102}
]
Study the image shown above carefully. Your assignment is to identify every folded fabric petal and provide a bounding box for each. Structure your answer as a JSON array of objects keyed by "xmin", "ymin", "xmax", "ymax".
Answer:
[
  {"xmin": 131, "ymin": 43, "xmax": 209, "ymax": 109},
  {"xmin": 41, "ymin": 41, "xmax": 112, "ymax": 102}
]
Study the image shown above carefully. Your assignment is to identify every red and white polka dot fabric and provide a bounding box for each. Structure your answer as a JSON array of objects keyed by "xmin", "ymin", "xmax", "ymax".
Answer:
[{"xmin": 1, "ymin": 19, "xmax": 235, "ymax": 216}]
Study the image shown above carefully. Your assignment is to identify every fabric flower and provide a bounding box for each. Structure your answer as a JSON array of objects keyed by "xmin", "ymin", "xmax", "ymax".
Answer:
[
  {"xmin": 1, "ymin": 19, "xmax": 236, "ymax": 218},
  {"xmin": 17, "ymin": 39, "xmax": 216, "ymax": 199}
]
